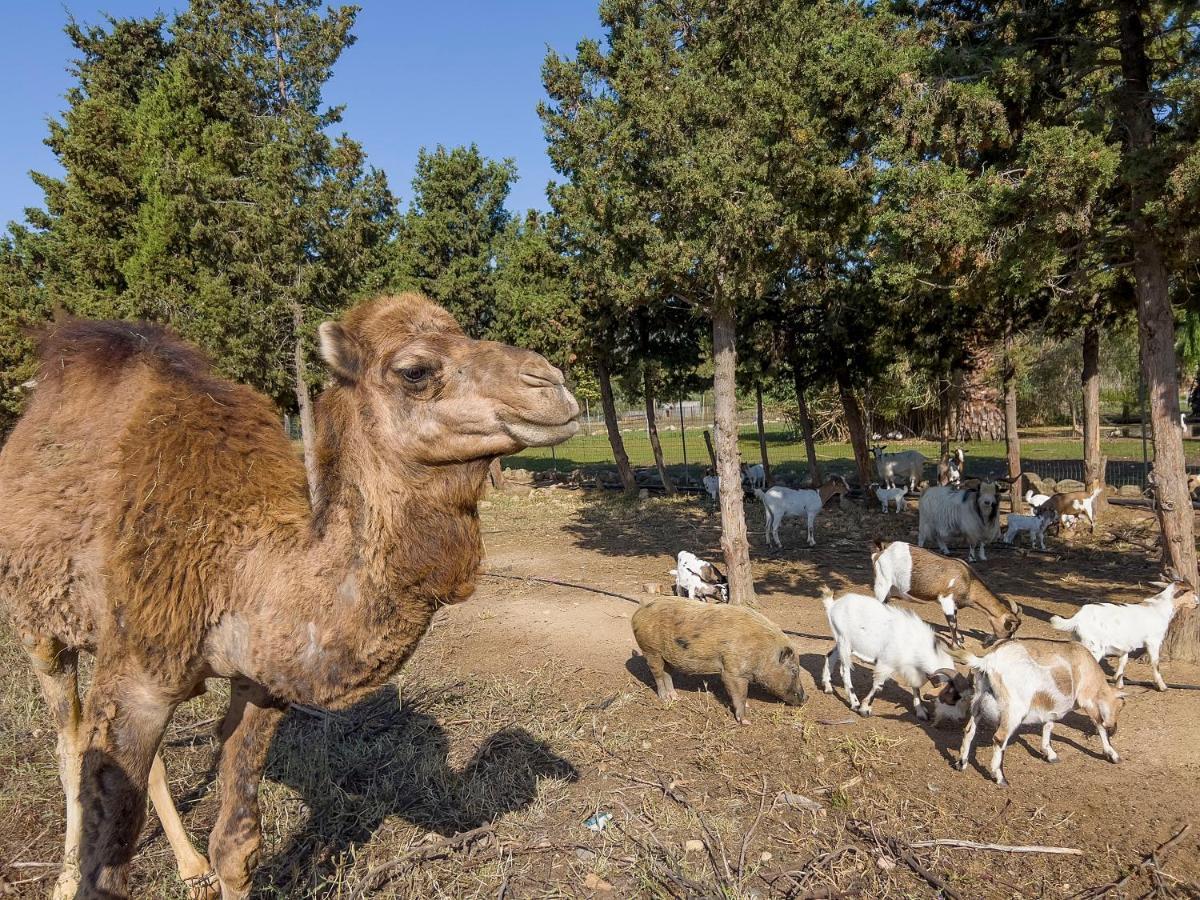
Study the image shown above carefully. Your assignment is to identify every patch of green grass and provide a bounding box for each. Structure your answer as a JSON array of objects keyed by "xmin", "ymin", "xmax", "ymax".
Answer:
[{"xmin": 505, "ymin": 425, "xmax": 1159, "ymax": 474}]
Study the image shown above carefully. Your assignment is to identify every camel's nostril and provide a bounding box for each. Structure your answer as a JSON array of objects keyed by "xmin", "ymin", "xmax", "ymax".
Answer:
[{"xmin": 520, "ymin": 367, "xmax": 565, "ymax": 388}]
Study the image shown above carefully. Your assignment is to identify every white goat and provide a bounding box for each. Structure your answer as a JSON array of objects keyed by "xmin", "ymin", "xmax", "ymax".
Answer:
[
  {"xmin": 702, "ymin": 474, "xmax": 720, "ymax": 501},
  {"xmin": 917, "ymin": 481, "xmax": 1005, "ymax": 561},
  {"xmin": 1003, "ymin": 507, "xmax": 1057, "ymax": 550},
  {"xmin": 1023, "ymin": 488, "xmax": 1050, "ymax": 509},
  {"xmin": 755, "ymin": 477, "xmax": 849, "ymax": 547},
  {"xmin": 870, "ymin": 445, "xmax": 926, "ymax": 491},
  {"xmin": 820, "ymin": 590, "xmax": 960, "ymax": 721},
  {"xmin": 669, "ymin": 551, "xmax": 729, "ymax": 603},
  {"xmin": 871, "ymin": 482, "xmax": 907, "ymax": 513},
  {"xmin": 945, "ymin": 447, "xmax": 966, "ymax": 485},
  {"xmin": 1050, "ymin": 580, "xmax": 1198, "ymax": 690},
  {"xmin": 953, "ymin": 639, "xmax": 1125, "ymax": 786},
  {"xmin": 744, "ymin": 464, "xmax": 766, "ymax": 490}
]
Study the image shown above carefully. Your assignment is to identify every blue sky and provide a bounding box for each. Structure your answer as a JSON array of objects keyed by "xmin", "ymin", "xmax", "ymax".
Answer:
[{"xmin": 0, "ymin": 2, "xmax": 603, "ymax": 230}]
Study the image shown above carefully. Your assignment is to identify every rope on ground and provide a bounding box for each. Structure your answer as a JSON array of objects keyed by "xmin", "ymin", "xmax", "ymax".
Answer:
[{"xmin": 481, "ymin": 571, "xmax": 642, "ymax": 604}]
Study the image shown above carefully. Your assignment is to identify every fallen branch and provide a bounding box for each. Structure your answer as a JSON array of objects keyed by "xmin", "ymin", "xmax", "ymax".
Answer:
[
  {"xmin": 847, "ymin": 820, "xmax": 962, "ymax": 900},
  {"xmin": 910, "ymin": 839, "xmax": 1082, "ymax": 856},
  {"xmin": 482, "ymin": 571, "xmax": 641, "ymax": 604},
  {"xmin": 350, "ymin": 823, "xmax": 496, "ymax": 899},
  {"xmin": 1071, "ymin": 823, "xmax": 1191, "ymax": 899}
]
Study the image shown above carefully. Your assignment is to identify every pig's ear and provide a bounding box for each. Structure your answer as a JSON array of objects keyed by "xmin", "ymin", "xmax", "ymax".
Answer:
[{"xmin": 778, "ymin": 645, "xmax": 795, "ymax": 664}]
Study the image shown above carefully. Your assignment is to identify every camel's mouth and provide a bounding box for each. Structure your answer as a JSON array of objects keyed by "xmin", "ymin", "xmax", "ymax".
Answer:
[{"xmin": 501, "ymin": 417, "xmax": 580, "ymax": 448}]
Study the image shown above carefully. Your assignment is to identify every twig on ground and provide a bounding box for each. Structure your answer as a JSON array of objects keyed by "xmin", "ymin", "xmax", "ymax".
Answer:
[
  {"xmin": 737, "ymin": 776, "xmax": 769, "ymax": 879},
  {"xmin": 1071, "ymin": 823, "xmax": 1191, "ymax": 899},
  {"xmin": 847, "ymin": 820, "xmax": 962, "ymax": 900},
  {"xmin": 481, "ymin": 572, "xmax": 641, "ymax": 604},
  {"xmin": 910, "ymin": 839, "xmax": 1082, "ymax": 855},
  {"xmin": 350, "ymin": 824, "xmax": 497, "ymax": 899}
]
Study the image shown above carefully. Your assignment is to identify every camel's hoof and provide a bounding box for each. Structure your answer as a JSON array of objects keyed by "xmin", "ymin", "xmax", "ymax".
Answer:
[
  {"xmin": 1044, "ymin": 755, "xmax": 1059, "ymax": 764},
  {"xmin": 184, "ymin": 870, "xmax": 221, "ymax": 900},
  {"xmin": 52, "ymin": 870, "xmax": 81, "ymax": 900}
]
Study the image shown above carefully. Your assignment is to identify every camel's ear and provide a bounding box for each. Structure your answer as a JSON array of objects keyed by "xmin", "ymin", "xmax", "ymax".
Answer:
[{"xmin": 319, "ymin": 321, "xmax": 364, "ymax": 383}]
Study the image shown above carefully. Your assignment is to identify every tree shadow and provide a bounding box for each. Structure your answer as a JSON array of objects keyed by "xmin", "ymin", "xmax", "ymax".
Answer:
[{"xmin": 253, "ymin": 686, "xmax": 578, "ymax": 895}]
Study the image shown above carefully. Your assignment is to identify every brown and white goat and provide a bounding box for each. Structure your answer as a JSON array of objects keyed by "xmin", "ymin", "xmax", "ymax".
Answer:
[
  {"xmin": 952, "ymin": 639, "xmax": 1125, "ymax": 786},
  {"xmin": 872, "ymin": 540, "xmax": 1021, "ymax": 646},
  {"xmin": 1042, "ymin": 484, "xmax": 1102, "ymax": 533}
]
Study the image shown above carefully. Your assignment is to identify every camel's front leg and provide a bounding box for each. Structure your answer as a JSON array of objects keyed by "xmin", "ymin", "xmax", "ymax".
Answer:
[
  {"xmin": 148, "ymin": 754, "xmax": 218, "ymax": 898},
  {"xmin": 208, "ymin": 678, "xmax": 287, "ymax": 900},
  {"xmin": 25, "ymin": 637, "xmax": 83, "ymax": 900},
  {"xmin": 77, "ymin": 658, "xmax": 178, "ymax": 899}
]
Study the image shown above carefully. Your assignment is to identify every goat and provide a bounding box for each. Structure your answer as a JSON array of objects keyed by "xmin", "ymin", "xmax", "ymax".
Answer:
[
  {"xmin": 1003, "ymin": 506, "xmax": 1057, "ymax": 550},
  {"xmin": 669, "ymin": 551, "xmax": 729, "ymax": 603},
  {"xmin": 1051, "ymin": 579, "xmax": 1198, "ymax": 691},
  {"xmin": 936, "ymin": 447, "xmax": 966, "ymax": 486},
  {"xmin": 872, "ymin": 539, "xmax": 1021, "ymax": 646},
  {"xmin": 755, "ymin": 476, "xmax": 849, "ymax": 548},
  {"xmin": 917, "ymin": 480, "xmax": 1006, "ymax": 561},
  {"xmin": 870, "ymin": 482, "xmax": 907, "ymax": 513},
  {"xmin": 1023, "ymin": 488, "xmax": 1050, "ymax": 509},
  {"xmin": 744, "ymin": 463, "xmax": 766, "ymax": 490},
  {"xmin": 870, "ymin": 445, "xmax": 926, "ymax": 491},
  {"xmin": 820, "ymin": 589, "xmax": 961, "ymax": 721},
  {"xmin": 1042, "ymin": 485, "xmax": 1102, "ymax": 533},
  {"xmin": 953, "ymin": 639, "xmax": 1125, "ymax": 786},
  {"xmin": 702, "ymin": 474, "xmax": 720, "ymax": 501}
]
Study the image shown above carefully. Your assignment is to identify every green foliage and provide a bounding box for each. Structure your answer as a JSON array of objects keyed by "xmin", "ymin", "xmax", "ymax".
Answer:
[{"xmin": 385, "ymin": 144, "xmax": 515, "ymax": 337}]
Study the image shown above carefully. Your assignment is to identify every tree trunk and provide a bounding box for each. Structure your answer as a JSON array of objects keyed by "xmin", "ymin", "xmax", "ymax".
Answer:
[
  {"xmin": 1082, "ymin": 324, "xmax": 1105, "ymax": 508},
  {"xmin": 836, "ymin": 369, "xmax": 872, "ymax": 489},
  {"xmin": 290, "ymin": 303, "xmax": 321, "ymax": 510},
  {"xmin": 938, "ymin": 373, "xmax": 952, "ymax": 460},
  {"xmin": 712, "ymin": 307, "xmax": 755, "ymax": 604},
  {"xmin": 643, "ymin": 365, "xmax": 675, "ymax": 495},
  {"xmin": 1116, "ymin": 0, "xmax": 1198, "ymax": 657},
  {"xmin": 755, "ymin": 383, "xmax": 772, "ymax": 487},
  {"xmin": 953, "ymin": 343, "xmax": 1005, "ymax": 441},
  {"xmin": 792, "ymin": 373, "xmax": 822, "ymax": 487},
  {"xmin": 1003, "ymin": 336, "xmax": 1023, "ymax": 514},
  {"xmin": 597, "ymin": 359, "xmax": 637, "ymax": 495}
]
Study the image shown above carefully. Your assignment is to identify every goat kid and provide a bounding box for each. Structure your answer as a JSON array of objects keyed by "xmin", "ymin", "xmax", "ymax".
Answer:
[
  {"xmin": 820, "ymin": 590, "xmax": 962, "ymax": 721},
  {"xmin": 953, "ymin": 640, "xmax": 1125, "ymax": 786},
  {"xmin": 755, "ymin": 477, "xmax": 850, "ymax": 548},
  {"xmin": 872, "ymin": 539, "xmax": 1021, "ymax": 646},
  {"xmin": 1043, "ymin": 486, "xmax": 1102, "ymax": 533},
  {"xmin": 1051, "ymin": 579, "xmax": 1198, "ymax": 691},
  {"xmin": 1003, "ymin": 506, "xmax": 1058, "ymax": 551},
  {"xmin": 670, "ymin": 550, "xmax": 729, "ymax": 603},
  {"xmin": 744, "ymin": 463, "xmax": 766, "ymax": 490},
  {"xmin": 870, "ymin": 482, "xmax": 907, "ymax": 513},
  {"xmin": 702, "ymin": 474, "xmax": 720, "ymax": 501}
]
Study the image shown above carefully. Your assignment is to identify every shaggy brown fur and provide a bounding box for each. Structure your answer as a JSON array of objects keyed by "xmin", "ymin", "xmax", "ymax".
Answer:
[
  {"xmin": 0, "ymin": 293, "xmax": 578, "ymax": 899},
  {"xmin": 631, "ymin": 598, "xmax": 807, "ymax": 724}
]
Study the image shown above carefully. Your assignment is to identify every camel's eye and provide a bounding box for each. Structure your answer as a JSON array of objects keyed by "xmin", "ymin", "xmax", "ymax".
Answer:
[{"xmin": 397, "ymin": 365, "xmax": 431, "ymax": 385}]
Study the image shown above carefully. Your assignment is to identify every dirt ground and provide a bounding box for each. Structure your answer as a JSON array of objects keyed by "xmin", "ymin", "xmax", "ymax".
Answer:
[{"xmin": 2, "ymin": 487, "xmax": 1199, "ymax": 898}]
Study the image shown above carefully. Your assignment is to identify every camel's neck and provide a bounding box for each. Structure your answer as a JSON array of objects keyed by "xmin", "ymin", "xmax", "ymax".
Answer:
[{"xmin": 241, "ymin": 389, "xmax": 489, "ymax": 708}]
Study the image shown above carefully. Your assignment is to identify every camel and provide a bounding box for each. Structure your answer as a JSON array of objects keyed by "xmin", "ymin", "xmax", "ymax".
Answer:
[{"xmin": 0, "ymin": 293, "xmax": 578, "ymax": 899}]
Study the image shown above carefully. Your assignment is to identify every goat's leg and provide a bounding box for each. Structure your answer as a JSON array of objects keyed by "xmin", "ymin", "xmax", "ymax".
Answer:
[
  {"xmin": 25, "ymin": 637, "xmax": 84, "ymax": 900},
  {"xmin": 148, "ymin": 754, "xmax": 217, "ymax": 898},
  {"xmin": 1040, "ymin": 722, "xmax": 1058, "ymax": 762},
  {"xmin": 720, "ymin": 672, "xmax": 751, "ymax": 725},
  {"xmin": 910, "ymin": 686, "xmax": 929, "ymax": 721},
  {"xmin": 821, "ymin": 648, "xmax": 837, "ymax": 695},
  {"xmin": 208, "ymin": 678, "xmax": 287, "ymax": 900},
  {"xmin": 1112, "ymin": 652, "xmax": 1130, "ymax": 688},
  {"xmin": 857, "ymin": 665, "xmax": 892, "ymax": 717},
  {"xmin": 77, "ymin": 657, "xmax": 178, "ymax": 899},
  {"xmin": 937, "ymin": 595, "xmax": 963, "ymax": 647},
  {"xmin": 839, "ymin": 646, "xmax": 860, "ymax": 711},
  {"xmin": 1093, "ymin": 716, "xmax": 1120, "ymax": 764},
  {"xmin": 1146, "ymin": 642, "xmax": 1167, "ymax": 691},
  {"xmin": 806, "ymin": 510, "xmax": 816, "ymax": 547},
  {"xmin": 988, "ymin": 713, "xmax": 1017, "ymax": 786},
  {"xmin": 955, "ymin": 714, "xmax": 978, "ymax": 771}
]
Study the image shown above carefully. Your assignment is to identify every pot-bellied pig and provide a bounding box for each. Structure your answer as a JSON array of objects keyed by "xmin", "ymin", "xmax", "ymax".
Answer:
[{"xmin": 631, "ymin": 598, "xmax": 806, "ymax": 724}]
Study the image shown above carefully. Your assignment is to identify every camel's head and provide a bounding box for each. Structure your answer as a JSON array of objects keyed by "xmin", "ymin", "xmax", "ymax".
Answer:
[{"xmin": 319, "ymin": 293, "xmax": 579, "ymax": 464}]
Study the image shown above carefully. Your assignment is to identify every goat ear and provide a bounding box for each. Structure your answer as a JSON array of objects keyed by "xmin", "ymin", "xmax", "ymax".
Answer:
[
  {"xmin": 929, "ymin": 668, "xmax": 956, "ymax": 686},
  {"xmin": 319, "ymin": 321, "xmax": 365, "ymax": 383}
]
